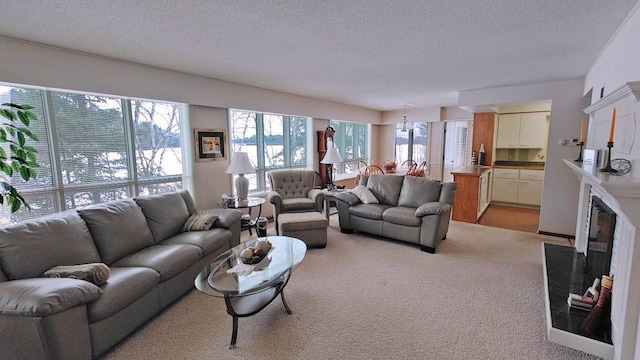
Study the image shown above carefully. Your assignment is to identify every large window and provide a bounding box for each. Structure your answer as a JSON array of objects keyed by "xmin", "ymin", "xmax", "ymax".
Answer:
[
  {"xmin": 329, "ymin": 120, "xmax": 369, "ymax": 174},
  {"xmin": 229, "ymin": 109, "xmax": 310, "ymax": 193},
  {"xmin": 0, "ymin": 84, "xmax": 185, "ymax": 224},
  {"xmin": 395, "ymin": 123, "xmax": 429, "ymax": 167}
]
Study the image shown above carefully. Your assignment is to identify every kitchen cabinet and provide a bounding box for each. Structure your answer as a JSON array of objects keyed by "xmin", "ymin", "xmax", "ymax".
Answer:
[
  {"xmin": 478, "ymin": 170, "xmax": 492, "ymax": 214},
  {"xmin": 517, "ymin": 169, "xmax": 544, "ymax": 205},
  {"xmin": 491, "ymin": 168, "xmax": 544, "ymax": 206},
  {"xmin": 451, "ymin": 166, "xmax": 492, "ymax": 223},
  {"xmin": 496, "ymin": 112, "xmax": 548, "ymax": 149},
  {"xmin": 492, "ymin": 177, "xmax": 519, "ymax": 202}
]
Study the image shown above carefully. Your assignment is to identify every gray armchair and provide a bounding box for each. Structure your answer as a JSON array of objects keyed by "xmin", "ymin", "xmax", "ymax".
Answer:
[{"xmin": 266, "ymin": 169, "xmax": 325, "ymax": 234}]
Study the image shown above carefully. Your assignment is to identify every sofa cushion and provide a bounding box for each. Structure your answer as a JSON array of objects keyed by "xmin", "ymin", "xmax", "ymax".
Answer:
[
  {"xmin": 161, "ymin": 228, "xmax": 232, "ymax": 258},
  {"xmin": 178, "ymin": 190, "xmax": 197, "ymax": 214},
  {"xmin": 112, "ymin": 244, "xmax": 202, "ymax": 282},
  {"xmin": 398, "ymin": 177, "xmax": 442, "ymax": 208},
  {"xmin": 349, "ymin": 203, "xmax": 391, "ymax": 220},
  {"xmin": 0, "ymin": 211, "xmax": 101, "ymax": 280},
  {"xmin": 77, "ymin": 199, "xmax": 155, "ymax": 265},
  {"xmin": 87, "ymin": 267, "xmax": 159, "ymax": 322},
  {"xmin": 351, "ymin": 185, "xmax": 379, "ymax": 204},
  {"xmin": 382, "ymin": 207, "xmax": 423, "ymax": 227},
  {"xmin": 0, "ymin": 278, "xmax": 102, "ymax": 317},
  {"xmin": 134, "ymin": 192, "xmax": 191, "ymax": 243},
  {"xmin": 366, "ymin": 175, "xmax": 404, "ymax": 206}
]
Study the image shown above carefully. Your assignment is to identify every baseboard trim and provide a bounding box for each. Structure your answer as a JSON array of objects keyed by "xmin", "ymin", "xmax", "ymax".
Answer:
[{"xmin": 537, "ymin": 230, "xmax": 574, "ymax": 240}]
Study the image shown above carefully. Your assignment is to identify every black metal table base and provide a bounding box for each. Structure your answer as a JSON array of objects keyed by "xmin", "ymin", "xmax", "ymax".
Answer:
[{"xmin": 224, "ymin": 276, "xmax": 292, "ymax": 349}]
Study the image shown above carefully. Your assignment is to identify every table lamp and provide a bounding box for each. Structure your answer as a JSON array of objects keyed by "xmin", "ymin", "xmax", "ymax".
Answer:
[
  {"xmin": 321, "ymin": 146, "xmax": 343, "ymax": 190},
  {"xmin": 225, "ymin": 152, "xmax": 255, "ymax": 200}
]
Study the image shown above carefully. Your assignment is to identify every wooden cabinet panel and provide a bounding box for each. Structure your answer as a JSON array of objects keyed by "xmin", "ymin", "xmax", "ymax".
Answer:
[
  {"xmin": 519, "ymin": 113, "xmax": 547, "ymax": 148},
  {"xmin": 451, "ymin": 167, "xmax": 492, "ymax": 223},
  {"xmin": 496, "ymin": 114, "xmax": 521, "ymax": 148},
  {"xmin": 517, "ymin": 180, "xmax": 543, "ymax": 205},
  {"xmin": 496, "ymin": 112, "xmax": 548, "ymax": 149},
  {"xmin": 492, "ymin": 178, "xmax": 518, "ymax": 203}
]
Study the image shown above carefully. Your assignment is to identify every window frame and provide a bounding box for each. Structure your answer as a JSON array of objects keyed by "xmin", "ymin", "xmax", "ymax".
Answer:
[
  {"xmin": 229, "ymin": 109, "xmax": 312, "ymax": 194},
  {"xmin": 395, "ymin": 122, "xmax": 430, "ymax": 174},
  {"xmin": 329, "ymin": 120, "xmax": 370, "ymax": 176},
  {"xmin": 0, "ymin": 83, "xmax": 187, "ymax": 224}
]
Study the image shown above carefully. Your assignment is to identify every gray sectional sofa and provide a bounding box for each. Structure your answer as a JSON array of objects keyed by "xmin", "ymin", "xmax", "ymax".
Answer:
[
  {"xmin": 0, "ymin": 190, "xmax": 241, "ymax": 360},
  {"xmin": 334, "ymin": 175, "xmax": 456, "ymax": 253}
]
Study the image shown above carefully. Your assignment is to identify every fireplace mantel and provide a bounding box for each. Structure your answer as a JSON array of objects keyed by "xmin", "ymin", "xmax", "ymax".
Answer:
[{"xmin": 564, "ymin": 159, "xmax": 640, "ymax": 200}]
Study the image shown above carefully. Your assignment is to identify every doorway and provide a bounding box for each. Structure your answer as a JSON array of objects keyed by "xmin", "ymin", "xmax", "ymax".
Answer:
[{"xmin": 442, "ymin": 121, "xmax": 471, "ymax": 183}]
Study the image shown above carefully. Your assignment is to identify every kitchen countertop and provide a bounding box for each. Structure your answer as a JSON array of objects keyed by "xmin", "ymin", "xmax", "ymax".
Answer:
[
  {"xmin": 493, "ymin": 161, "xmax": 545, "ymax": 170},
  {"xmin": 451, "ymin": 166, "xmax": 493, "ymax": 176}
]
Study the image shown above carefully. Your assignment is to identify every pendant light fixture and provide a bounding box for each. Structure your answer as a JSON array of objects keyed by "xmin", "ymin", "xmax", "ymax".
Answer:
[{"xmin": 398, "ymin": 103, "xmax": 414, "ymax": 132}]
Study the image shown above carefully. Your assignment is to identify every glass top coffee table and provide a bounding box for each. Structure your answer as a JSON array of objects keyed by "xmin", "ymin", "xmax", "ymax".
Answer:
[{"xmin": 195, "ymin": 236, "xmax": 306, "ymax": 349}]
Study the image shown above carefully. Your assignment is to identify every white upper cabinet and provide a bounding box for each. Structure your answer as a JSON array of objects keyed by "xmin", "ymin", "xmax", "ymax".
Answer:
[
  {"xmin": 496, "ymin": 112, "xmax": 548, "ymax": 149},
  {"xmin": 518, "ymin": 113, "xmax": 548, "ymax": 148},
  {"xmin": 496, "ymin": 114, "xmax": 521, "ymax": 148}
]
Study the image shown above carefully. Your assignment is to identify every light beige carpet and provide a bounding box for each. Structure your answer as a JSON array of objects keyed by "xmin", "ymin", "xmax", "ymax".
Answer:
[{"xmin": 99, "ymin": 218, "xmax": 600, "ymax": 360}]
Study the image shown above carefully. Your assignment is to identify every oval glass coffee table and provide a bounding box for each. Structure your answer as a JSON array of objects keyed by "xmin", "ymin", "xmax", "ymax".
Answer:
[{"xmin": 195, "ymin": 236, "xmax": 307, "ymax": 349}]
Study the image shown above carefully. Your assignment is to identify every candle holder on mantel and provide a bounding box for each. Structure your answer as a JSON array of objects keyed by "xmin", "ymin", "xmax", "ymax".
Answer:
[
  {"xmin": 574, "ymin": 142, "xmax": 584, "ymax": 162},
  {"xmin": 599, "ymin": 141, "xmax": 615, "ymax": 173}
]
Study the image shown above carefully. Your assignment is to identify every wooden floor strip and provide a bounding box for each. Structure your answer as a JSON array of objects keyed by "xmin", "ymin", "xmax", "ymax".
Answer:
[{"xmin": 478, "ymin": 204, "xmax": 540, "ymax": 233}]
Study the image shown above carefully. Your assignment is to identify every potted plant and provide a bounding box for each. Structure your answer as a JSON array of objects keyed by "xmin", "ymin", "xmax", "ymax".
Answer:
[{"xmin": 0, "ymin": 103, "xmax": 39, "ymax": 213}]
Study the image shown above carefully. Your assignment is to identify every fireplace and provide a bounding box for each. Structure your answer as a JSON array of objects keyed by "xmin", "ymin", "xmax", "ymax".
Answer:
[{"xmin": 585, "ymin": 195, "xmax": 616, "ymax": 280}]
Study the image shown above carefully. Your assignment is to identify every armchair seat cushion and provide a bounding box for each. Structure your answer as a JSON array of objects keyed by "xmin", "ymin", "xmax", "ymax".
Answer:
[
  {"xmin": 382, "ymin": 207, "xmax": 422, "ymax": 227},
  {"xmin": 87, "ymin": 267, "xmax": 159, "ymax": 322},
  {"xmin": 349, "ymin": 203, "xmax": 390, "ymax": 220},
  {"xmin": 282, "ymin": 198, "xmax": 316, "ymax": 212}
]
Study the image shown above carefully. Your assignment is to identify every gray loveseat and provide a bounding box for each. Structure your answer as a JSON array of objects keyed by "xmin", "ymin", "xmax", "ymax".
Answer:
[
  {"xmin": 334, "ymin": 175, "xmax": 456, "ymax": 253},
  {"xmin": 0, "ymin": 190, "xmax": 241, "ymax": 360}
]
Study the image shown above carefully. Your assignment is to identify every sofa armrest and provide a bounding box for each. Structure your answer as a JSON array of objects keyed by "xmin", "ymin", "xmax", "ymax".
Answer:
[
  {"xmin": 334, "ymin": 191, "xmax": 361, "ymax": 206},
  {"xmin": 0, "ymin": 278, "xmax": 102, "ymax": 317},
  {"xmin": 415, "ymin": 202, "xmax": 452, "ymax": 217},
  {"xmin": 266, "ymin": 191, "xmax": 283, "ymax": 213}
]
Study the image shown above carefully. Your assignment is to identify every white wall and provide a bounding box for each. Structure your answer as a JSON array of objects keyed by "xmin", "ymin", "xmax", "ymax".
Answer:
[
  {"xmin": 585, "ymin": 3, "xmax": 640, "ymax": 103},
  {"xmin": 188, "ymin": 105, "xmax": 233, "ymax": 210},
  {"xmin": 0, "ymin": 36, "xmax": 381, "ymax": 124},
  {"xmin": 458, "ymin": 79, "xmax": 588, "ymax": 236}
]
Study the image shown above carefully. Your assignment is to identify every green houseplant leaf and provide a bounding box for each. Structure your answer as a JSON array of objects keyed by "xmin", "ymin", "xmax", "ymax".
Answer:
[{"xmin": 0, "ymin": 103, "xmax": 39, "ymax": 213}]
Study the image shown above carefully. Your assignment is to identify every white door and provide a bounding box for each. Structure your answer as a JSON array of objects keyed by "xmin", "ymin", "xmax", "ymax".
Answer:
[{"xmin": 443, "ymin": 121, "xmax": 471, "ymax": 183}]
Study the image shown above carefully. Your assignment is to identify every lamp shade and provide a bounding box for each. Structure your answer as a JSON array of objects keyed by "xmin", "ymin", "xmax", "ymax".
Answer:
[
  {"xmin": 225, "ymin": 152, "xmax": 256, "ymax": 175},
  {"xmin": 321, "ymin": 147, "xmax": 343, "ymax": 164}
]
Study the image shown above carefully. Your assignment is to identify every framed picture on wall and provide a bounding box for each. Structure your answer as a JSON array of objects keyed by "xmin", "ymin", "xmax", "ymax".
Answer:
[{"xmin": 195, "ymin": 128, "xmax": 227, "ymax": 161}]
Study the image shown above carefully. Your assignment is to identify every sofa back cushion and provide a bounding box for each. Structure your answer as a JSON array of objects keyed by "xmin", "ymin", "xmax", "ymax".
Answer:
[
  {"xmin": 439, "ymin": 182, "xmax": 457, "ymax": 204},
  {"xmin": 134, "ymin": 191, "xmax": 190, "ymax": 243},
  {"xmin": 78, "ymin": 199, "xmax": 155, "ymax": 264},
  {"xmin": 366, "ymin": 175, "xmax": 404, "ymax": 206},
  {"xmin": 179, "ymin": 190, "xmax": 197, "ymax": 214},
  {"xmin": 268, "ymin": 169, "xmax": 316, "ymax": 199},
  {"xmin": 398, "ymin": 177, "xmax": 442, "ymax": 208},
  {"xmin": 0, "ymin": 211, "xmax": 101, "ymax": 280}
]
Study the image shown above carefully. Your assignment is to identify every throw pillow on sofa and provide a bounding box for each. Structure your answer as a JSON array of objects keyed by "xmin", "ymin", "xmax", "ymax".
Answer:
[
  {"xmin": 44, "ymin": 263, "xmax": 111, "ymax": 285},
  {"xmin": 351, "ymin": 185, "xmax": 379, "ymax": 204},
  {"xmin": 182, "ymin": 211, "xmax": 219, "ymax": 231}
]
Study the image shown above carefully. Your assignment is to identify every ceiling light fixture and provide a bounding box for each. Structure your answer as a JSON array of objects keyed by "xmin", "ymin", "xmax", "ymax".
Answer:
[{"xmin": 398, "ymin": 103, "xmax": 414, "ymax": 132}]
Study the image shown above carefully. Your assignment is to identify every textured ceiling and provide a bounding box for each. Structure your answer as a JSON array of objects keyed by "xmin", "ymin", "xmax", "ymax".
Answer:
[{"xmin": 0, "ymin": 1, "xmax": 637, "ymax": 111}]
